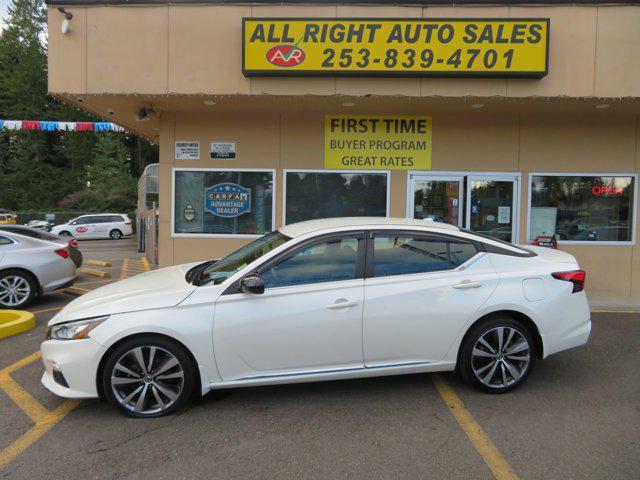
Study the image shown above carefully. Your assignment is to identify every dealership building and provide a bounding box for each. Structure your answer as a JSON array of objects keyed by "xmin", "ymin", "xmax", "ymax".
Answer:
[{"xmin": 47, "ymin": 0, "xmax": 640, "ymax": 299}]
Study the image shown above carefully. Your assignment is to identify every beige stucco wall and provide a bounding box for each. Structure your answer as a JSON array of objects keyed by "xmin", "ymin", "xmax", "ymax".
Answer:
[
  {"xmin": 157, "ymin": 110, "xmax": 640, "ymax": 298},
  {"xmin": 48, "ymin": 4, "xmax": 640, "ymax": 98},
  {"xmin": 45, "ymin": 3, "xmax": 640, "ymax": 299}
]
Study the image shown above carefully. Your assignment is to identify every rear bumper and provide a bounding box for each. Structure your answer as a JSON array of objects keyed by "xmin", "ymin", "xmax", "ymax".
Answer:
[{"xmin": 41, "ymin": 338, "xmax": 102, "ymax": 398}]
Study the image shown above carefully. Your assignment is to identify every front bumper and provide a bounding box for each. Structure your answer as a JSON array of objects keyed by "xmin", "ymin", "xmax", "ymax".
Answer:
[{"xmin": 41, "ymin": 338, "xmax": 103, "ymax": 398}]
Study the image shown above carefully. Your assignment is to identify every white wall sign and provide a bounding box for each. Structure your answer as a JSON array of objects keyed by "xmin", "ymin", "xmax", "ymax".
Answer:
[
  {"xmin": 498, "ymin": 206, "xmax": 511, "ymax": 224},
  {"xmin": 210, "ymin": 141, "xmax": 237, "ymax": 159},
  {"xmin": 175, "ymin": 141, "xmax": 200, "ymax": 160}
]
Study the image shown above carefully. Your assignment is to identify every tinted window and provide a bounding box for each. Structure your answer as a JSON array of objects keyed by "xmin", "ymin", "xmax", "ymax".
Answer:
[
  {"xmin": 372, "ymin": 235, "xmax": 477, "ymax": 277},
  {"xmin": 174, "ymin": 170, "xmax": 273, "ymax": 235},
  {"xmin": 109, "ymin": 215, "xmax": 125, "ymax": 222},
  {"xmin": 0, "ymin": 236, "xmax": 13, "ymax": 246},
  {"xmin": 530, "ymin": 175, "xmax": 634, "ymax": 242},
  {"xmin": 285, "ymin": 172, "xmax": 387, "ymax": 223},
  {"xmin": 72, "ymin": 216, "xmax": 92, "ymax": 225},
  {"xmin": 0, "ymin": 227, "xmax": 38, "ymax": 239},
  {"xmin": 261, "ymin": 236, "xmax": 360, "ymax": 288}
]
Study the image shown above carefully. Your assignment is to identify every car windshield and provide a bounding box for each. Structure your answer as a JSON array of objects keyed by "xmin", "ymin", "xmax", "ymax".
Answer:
[{"xmin": 198, "ymin": 231, "xmax": 291, "ymax": 286}]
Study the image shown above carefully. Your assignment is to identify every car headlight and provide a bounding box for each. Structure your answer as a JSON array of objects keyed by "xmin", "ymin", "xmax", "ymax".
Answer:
[{"xmin": 47, "ymin": 316, "xmax": 109, "ymax": 340}]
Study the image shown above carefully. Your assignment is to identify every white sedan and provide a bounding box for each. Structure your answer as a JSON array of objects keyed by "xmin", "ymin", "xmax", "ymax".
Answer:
[{"xmin": 41, "ymin": 218, "xmax": 591, "ymax": 417}]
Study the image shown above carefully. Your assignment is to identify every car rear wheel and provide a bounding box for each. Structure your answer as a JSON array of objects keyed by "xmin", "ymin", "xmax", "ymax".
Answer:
[
  {"xmin": 109, "ymin": 229, "xmax": 122, "ymax": 240},
  {"xmin": 459, "ymin": 316, "xmax": 535, "ymax": 393},
  {"xmin": 0, "ymin": 270, "xmax": 36, "ymax": 309},
  {"xmin": 102, "ymin": 336, "xmax": 196, "ymax": 418}
]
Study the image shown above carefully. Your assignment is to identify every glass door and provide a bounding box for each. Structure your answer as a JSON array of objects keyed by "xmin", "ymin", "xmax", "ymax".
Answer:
[
  {"xmin": 409, "ymin": 174, "xmax": 464, "ymax": 227},
  {"xmin": 466, "ymin": 175, "xmax": 520, "ymax": 243}
]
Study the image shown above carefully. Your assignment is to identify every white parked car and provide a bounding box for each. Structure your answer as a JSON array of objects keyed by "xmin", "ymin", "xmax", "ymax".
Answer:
[
  {"xmin": 0, "ymin": 231, "xmax": 76, "ymax": 308},
  {"xmin": 50, "ymin": 214, "xmax": 133, "ymax": 240},
  {"xmin": 42, "ymin": 218, "xmax": 590, "ymax": 417}
]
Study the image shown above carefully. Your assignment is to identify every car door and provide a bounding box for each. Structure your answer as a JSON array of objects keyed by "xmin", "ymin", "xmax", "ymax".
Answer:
[
  {"xmin": 363, "ymin": 231, "xmax": 498, "ymax": 367},
  {"xmin": 213, "ymin": 232, "xmax": 366, "ymax": 382},
  {"xmin": 89, "ymin": 216, "xmax": 111, "ymax": 238},
  {"xmin": 69, "ymin": 216, "xmax": 93, "ymax": 238}
]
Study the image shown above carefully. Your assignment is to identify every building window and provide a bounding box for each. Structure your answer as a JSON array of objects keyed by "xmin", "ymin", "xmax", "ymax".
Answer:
[
  {"xmin": 173, "ymin": 169, "xmax": 274, "ymax": 237},
  {"xmin": 529, "ymin": 174, "xmax": 636, "ymax": 243},
  {"xmin": 285, "ymin": 170, "xmax": 388, "ymax": 224}
]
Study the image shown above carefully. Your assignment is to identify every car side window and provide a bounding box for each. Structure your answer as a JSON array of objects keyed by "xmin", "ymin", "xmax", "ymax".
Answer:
[
  {"xmin": 0, "ymin": 235, "xmax": 14, "ymax": 246},
  {"xmin": 73, "ymin": 216, "xmax": 90, "ymax": 225},
  {"xmin": 372, "ymin": 234, "xmax": 477, "ymax": 278},
  {"xmin": 260, "ymin": 236, "xmax": 361, "ymax": 288},
  {"xmin": 109, "ymin": 215, "xmax": 124, "ymax": 222}
]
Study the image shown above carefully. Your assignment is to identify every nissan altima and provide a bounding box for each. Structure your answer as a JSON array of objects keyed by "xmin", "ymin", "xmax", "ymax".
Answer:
[{"xmin": 41, "ymin": 218, "xmax": 591, "ymax": 417}]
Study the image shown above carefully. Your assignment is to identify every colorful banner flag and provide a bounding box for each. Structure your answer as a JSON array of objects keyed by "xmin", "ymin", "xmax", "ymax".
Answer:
[{"xmin": 0, "ymin": 120, "xmax": 126, "ymax": 133}]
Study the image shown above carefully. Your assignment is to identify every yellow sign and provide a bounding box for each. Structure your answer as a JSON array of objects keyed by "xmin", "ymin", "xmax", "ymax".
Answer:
[
  {"xmin": 325, "ymin": 116, "xmax": 432, "ymax": 170},
  {"xmin": 243, "ymin": 18, "xmax": 549, "ymax": 77}
]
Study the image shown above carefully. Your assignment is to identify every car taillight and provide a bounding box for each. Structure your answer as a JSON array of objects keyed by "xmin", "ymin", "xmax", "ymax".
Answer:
[
  {"xmin": 552, "ymin": 270, "xmax": 586, "ymax": 293},
  {"xmin": 124, "ymin": 220, "xmax": 132, "ymax": 225},
  {"xmin": 54, "ymin": 248, "xmax": 69, "ymax": 259},
  {"xmin": 68, "ymin": 240, "xmax": 78, "ymax": 248}
]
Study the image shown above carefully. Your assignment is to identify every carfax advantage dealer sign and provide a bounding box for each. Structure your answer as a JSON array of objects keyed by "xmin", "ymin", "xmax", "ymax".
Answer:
[{"xmin": 243, "ymin": 18, "xmax": 549, "ymax": 77}]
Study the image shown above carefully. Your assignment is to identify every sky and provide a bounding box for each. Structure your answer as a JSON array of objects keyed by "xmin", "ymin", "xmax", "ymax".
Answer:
[{"xmin": 0, "ymin": 0, "xmax": 8, "ymax": 32}]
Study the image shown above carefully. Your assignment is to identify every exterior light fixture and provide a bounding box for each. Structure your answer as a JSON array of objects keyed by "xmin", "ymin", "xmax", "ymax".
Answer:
[
  {"xmin": 342, "ymin": 102, "xmax": 355, "ymax": 107},
  {"xmin": 595, "ymin": 103, "xmax": 610, "ymax": 109},
  {"xmin": 204, "ymin": 100, "xmax": 216, "ymax": 106},
  {"xmin": 58, "ymin": 7, "xmax": 73, "ymax": 34},
  {"xmin": 471, "ymin": 103, "xmax": 484, "ymax": 109}
]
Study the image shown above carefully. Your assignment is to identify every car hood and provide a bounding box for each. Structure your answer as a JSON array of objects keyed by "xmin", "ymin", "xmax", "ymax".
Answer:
[{"xmin": 49, "ymin": 263, "xmax": 200, "ymax": 325}]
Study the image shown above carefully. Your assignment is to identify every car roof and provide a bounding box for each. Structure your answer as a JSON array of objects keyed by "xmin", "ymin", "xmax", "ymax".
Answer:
[{"xmin": 279, "ymin": 217, "xmax": 459, "ymax": 238}]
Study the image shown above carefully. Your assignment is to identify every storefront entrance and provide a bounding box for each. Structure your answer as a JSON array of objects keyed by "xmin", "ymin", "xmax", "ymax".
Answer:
[{"xmin": 409, "ymin": 173, "xmax": 520, "ymax": 243}]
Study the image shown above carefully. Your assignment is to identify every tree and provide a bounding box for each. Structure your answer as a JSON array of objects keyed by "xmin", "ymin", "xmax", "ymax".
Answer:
[
  {"xmin": 0, "ymin": 0, "xmax": 158, "ymax": 213},
  {"xmin": 59, "ymin": 134, "xmax": 138, "ymax": 213}
]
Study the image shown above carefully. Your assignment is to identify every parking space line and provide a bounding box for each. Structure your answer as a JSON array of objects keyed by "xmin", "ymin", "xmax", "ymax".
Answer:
[
  {"xmin": 120, "ymin": 258, "xmax": 129, "ymax": 279},
  {"xmin": 31, "ymin": 306, "xmax": 63, "ymax": 315},
  {"xmin": 0, "ymin": 399, "xmax": 79, "ymax": 471},
  {"xmin": 1, "ymin": 352, "xmax": 41, "ymax": 375},
  {"xmin": 141, "ymin": 257, "xmax": 151, "ymax": 272},
  {"xmin": 76, "ymin": 278, "xmax": 114, "ymax": 286},
  {"xmin": 0, "ymin": 373, "xmax": 49, "ymax": 423},
  {"xmin": 432, "ymin": 375, "xmax": 519, "ymax": 480}
]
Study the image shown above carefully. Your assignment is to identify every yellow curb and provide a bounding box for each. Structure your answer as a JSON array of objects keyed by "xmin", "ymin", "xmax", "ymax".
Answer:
[
  {"xmin": 86, "ymin": 259, "xmax": 111, "ymax": 267},
  {"xmin": 591, "ymin": 309, "xmax": 640, "ymax": 314},
  {"xmin": 61, "ymin": 286, "xmax": 89, "ymax": 296},
  {"xmin": 78, "ymin": 267, "xmax": 110, "ymax": 278},
  {"xmin": 0, "ymin": 311, "xmax": 36, "ymax": 339}
]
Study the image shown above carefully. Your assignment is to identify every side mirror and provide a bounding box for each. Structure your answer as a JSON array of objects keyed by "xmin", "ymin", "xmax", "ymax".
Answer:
[{"xmin": 240, "ymin": 274, "xmax": 265, "ymax": 294}]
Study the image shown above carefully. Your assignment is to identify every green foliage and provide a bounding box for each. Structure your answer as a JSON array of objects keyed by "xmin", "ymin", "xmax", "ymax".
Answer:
[
  {"xmin": 0, "ymin": 0, "xmax": 158, "ymax": 213},
  {"xmin": 60, "ymin": 134, "xmax": 138, "ymax": 212}
]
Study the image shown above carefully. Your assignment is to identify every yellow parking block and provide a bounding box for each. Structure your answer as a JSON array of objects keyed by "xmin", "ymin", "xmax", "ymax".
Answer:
[
  {"xmin": 62, "ymin": 286, "xmax": 89, "ymax": 296},
  {"xmin": 0, "ymin": 310, "xmax": 36, "ymax": 339},
  {"xmin": 78, "ymin": 267, "xmax": 111, "ymax": 278},
  {"xmin": 86, "ymin": 259, "xmax": 112, "ymax": 267}
]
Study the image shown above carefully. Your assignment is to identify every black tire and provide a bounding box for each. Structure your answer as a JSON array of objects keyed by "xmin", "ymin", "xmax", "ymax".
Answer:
[
  {"xmin": 109, "ymin": 229, "xmax": 122, "ymax": 240},
  {"xmin": 101, "ymin": 335, "xmax": 197, "ymax": 418},
  {"xmin": 59, "ymin": 230, "xmax": 72, "ymax": 237},
  {"xmin": 459, "ymin": 316, "xmax": 535, "ymax": 394},
  {"xmin": 0, "ymin": 269, "xmax": 37, "ymax": 309}
]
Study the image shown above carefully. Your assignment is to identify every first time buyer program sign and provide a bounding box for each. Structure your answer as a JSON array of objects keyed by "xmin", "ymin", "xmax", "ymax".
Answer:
[
  {"xmin": 243, "ymin": 18, "xmax": 549, "ymax": 77},
  {"xmin": 325, "ymin": 116, "xmax": 432, "ymax": 170}
]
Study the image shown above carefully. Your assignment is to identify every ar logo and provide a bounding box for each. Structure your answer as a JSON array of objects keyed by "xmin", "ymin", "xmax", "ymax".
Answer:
[{"xmin": 266, "ymin": 44, "xmax": 306, "ymax": 67}]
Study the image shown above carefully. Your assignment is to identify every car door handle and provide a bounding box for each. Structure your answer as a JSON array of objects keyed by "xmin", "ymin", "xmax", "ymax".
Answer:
[
  {"xmin": 453, "ymin": 281, "xmax": 483, "ymax": 290},
  {"xmin": 326, "ymin": 300, "xmax": 358, "ymax": 309}
]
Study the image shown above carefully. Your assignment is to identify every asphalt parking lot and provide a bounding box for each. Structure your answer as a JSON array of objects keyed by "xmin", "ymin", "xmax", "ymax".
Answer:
[{"xmin": 1, "ymin": 238, "xmax": 639, "ymax": 479}]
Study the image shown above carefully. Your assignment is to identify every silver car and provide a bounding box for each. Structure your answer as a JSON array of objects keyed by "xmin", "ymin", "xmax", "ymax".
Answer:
[{"xmin": 0, "ymin": 230, "xmax": 77, "ymax": 309}]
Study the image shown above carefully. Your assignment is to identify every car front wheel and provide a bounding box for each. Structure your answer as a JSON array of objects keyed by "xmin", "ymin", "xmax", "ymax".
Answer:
[
  {"xmin": 459, "ymin": 317, "xmax": 535, "ymax": 393},
  {"xmin": 102, "ymin": 336, "xmax": 196, "ymax": 418}
]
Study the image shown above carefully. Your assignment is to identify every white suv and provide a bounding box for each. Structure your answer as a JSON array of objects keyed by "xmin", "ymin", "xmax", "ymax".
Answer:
[{"xmin": 51, "ymin": 214, "xmax": 133, "ymax": 240}]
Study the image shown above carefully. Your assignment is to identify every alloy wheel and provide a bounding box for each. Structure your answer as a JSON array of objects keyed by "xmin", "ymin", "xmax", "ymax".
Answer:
[
  {"xmin": 0, "ymin": 276, "xmax": 31, "ymax": 307},
  {"xmin": 110, "ymin": 346, "xmax": 185, "ymax": 415},
  {"xmin": 471, "ymin": 326, "xmax": 531, "ymax": 389}
]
